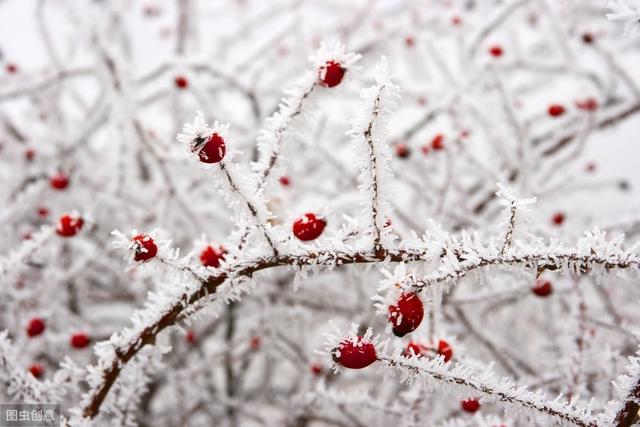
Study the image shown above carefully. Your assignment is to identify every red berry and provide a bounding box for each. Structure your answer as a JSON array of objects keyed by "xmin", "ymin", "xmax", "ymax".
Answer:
[
  {"xmin": 279, "ymin": 176, "xmax": 290, "ymax": 186},
  {"xmin": 431, "ymin": 134, "xmax": 445, "ymax": 151},
  {"xmin": 29, "ymin": 363, "xmax": 44, "ymax": 378},
  {"xmin": 402, "ymin": 341, "xmax": 427, "ymax": 358},
  {"xmin": 200, "ymin": 245, "xmax": 225, "ymax": 268},
  {"xmin": 395, "ymin": 143, "xmax": 410, "ymax": 159},
  {"xmin": 250, "ymin": 335, "xmax": 261, "ymax": 351},
  {"xmin": 421, "ymin": 144, "xmax": 430, "ymax": 156},
  {"xmin": 49, "ymin": 171, "xmax": 70, "ymax": 190},
  {"xmin": 37, "ymin": 207, "xmax": 49, "ymax": 218},
  {"xmin": 311, "ymin": 363, "xmax": 323, "ymax": 376},
  {"xmin": 461, "ymin": 398, "xmax": 481, "ymax": 413},
  {"xmin": 174, "ymin": 76, "xmax": 188, "ymax": 89},
  {"xmin": 489, "ymin": 45, "xmax": 503, "ymax": 57},
  {"xmin": 193, "ymin": 133, "xmax": 226, "ymax": 164},
  {"xmin": 332, "ymin": 337, "xmax": 377, "ymax": 369},
  {"xmin": 319, "ymin": 60, "xmax": 346, "ymax": 88},
  {"xmin": 131, "ymin": 234, "xmax": 158, "ymax": 262},
  {"xmin": 430, "ymin": 339, "xmax": 453, "ymax": 362},
  {"xmin": 586, "ymin": 162, "xmax": 596, "ymax": 172},
  {"xmin": 56, "ymin": 214, "xmax": 84, "ymax": 237},
  {"xmin": 186, "ymin": 329, "xmax": 197, "ymax": 344},
  {"xmin": 582, "ymin": 33, "xmax": 594, "ymax": 44},
  {"xmin": 293, "ymin": 213, "xmax": 326, "ymax": 241},
  {"xmin": 552, "ymin": 212, "xmax": 565, "ymax": 226},
  {"xmin": 405, "ymin": 36, "xmax": 415, "ymax": 48},
  {"xmin": 532, "ymin": 279, "xmax": 553, "ymax": 297},
  {"xmin": 70, "ymin": 332, "xmax": 90, "ymax": 349},
  {"xmin": 576, "ymin": 97, "xmax": 598, "ymax": 112},
  {"xmin": 451, "ymin": 16, "xmax": 462, "ymax": 26},
  {"xmin": 388, "ymin": 292, "xmax": 424, "ymax": 337},
  {"xmin": 25, "ymin": 148, "xmax": 36, "ymax": 161},
  {"xmin": 6, "ymin": 63, "xmax": 18, "ymax": 74},
  {"xmin": 27, "ymin": 318, "xmax": 45, "ymax": 337},
  {"xmin": 548, "ymin": 104, "xmax": 565, "ymax": 117}
]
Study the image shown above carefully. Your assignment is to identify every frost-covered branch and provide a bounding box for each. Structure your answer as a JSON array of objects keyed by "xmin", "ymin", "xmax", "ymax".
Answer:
[
  {"xmin": 382, "ymin": 355, "xmax": 599, "ymax": 427},
  {"xmin": 348, "ymin": 57, "xmax": 398, "ymax": 251}
]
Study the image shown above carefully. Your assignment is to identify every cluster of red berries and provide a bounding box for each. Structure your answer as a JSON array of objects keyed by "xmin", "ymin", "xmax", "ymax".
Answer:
[
  {"xmin": 27, "ymin": 318, "xmax": 90, "ymax": 348},
  {"xmin": 56, "ymin": 214, "xmax": 84, "ymax": 237},
  {"xmin": 548, "ymin": 98, "xmax": 598, "ymax": 118},
  {"xmin": 332, "ymin": 292, "xmax": 431, "ymax": 370},
  {"xmin": 293, "ymin": 213, "xmax": 326, "ymax": 241}
]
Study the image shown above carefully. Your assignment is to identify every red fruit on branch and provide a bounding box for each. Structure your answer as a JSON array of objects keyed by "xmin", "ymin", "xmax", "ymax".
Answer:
[
  {"xmin": 431, "ymin": 339, "xmax": 453, "ymax": 362},
  {"xmin": 185, "ymin": 329, "xmax": 197, "ymax": 344},
  {"xmin": 319, "ymin": 60, "xmax": 345, "ymax": 88},
  {"xmin": 29, "ymin": 363, "xmax": 44, "ymax": 378},
  {"xmin": 405, "ymin": 36, "xmax": 415, "ymax": 48},
  {"xmin": 293, "ymin": 213, "xmax": 326, "ymax": 241},
  {"xmin": 6, "ymin": 63, "xmax": 18, "ymax": 74},
  {"xmin": 332, "ymin": 337, "xmax": 377, "ymax": 369},
  {"xmin": 552, "ymin": 212, "xmax": 565, "ymax": 226},
  {"xmin": 70, "ymin": 332, "xmax": 91, "ymax": 349},
  {"xmin": 279, "ymin": 175, "xmax": 290, "ymax": 186},
  {"xmin": 489, "ymin": 45, "xmax": 503, "ymax": 57},
  {"xmin": 56, "ymin": 214, "xmax": 84, "ymax": 237},
  {"xmin": 576, "ymin": 98, "xmax": 598, "ymax": 112},
  {"xmin": 532, "ymin": 279, "xmax": 553, "ymax": 297},
  {"xmin": 402, "ymin": 341, "xmax": 427, "ymax": 358},
  {"xmin": 193, "ymin": 133, "xmax": 226, "ymax": 164},
  {"xmin": 27, "ymin": 318, "xmax": 46, "ymax": 337},
  {"xmin": 548, "ymin": 104, "xmax": 566, "ymax": 117},
  {"xmin": 582, "ymin": 33, "xmax": 594, "ymax": 44},
  {"xmin": 174, "ymin": 76, "xmax": 188, "ymax": 89},
  {"xmin": 388, "ymin": 292, "xmax": 424, "ymax": 337},
  {"xmin": 310, "ymin": 363, "xmax": 323, "ymax": 376},
  {"xmin": 395, "ymin": 143, "xmax": 411, "ymax": 159},
  {"xmin": 250, "ymin": 335, "xmax": 261, "ymax": 351},
  {"xmin": 131, "ymin": 234, "xmax": 158, "ymax": 262},
  {"xmin": 431, "ymin": 134, "xmax": 445, "ymax": 151},
  {"xmin": 50, "ymin": 171, "xmax": 70, "ymax": 190},
  {"xmin": 200, "ymin": 245, "xmax": 225, "ymax": 268},
  {"xmin": 25, "ymin": 148, "xmax": 36, "ymax": 161},
  {"xmin": 461, "ymin": 398, "xmax": 481, "ymax": 413}
]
